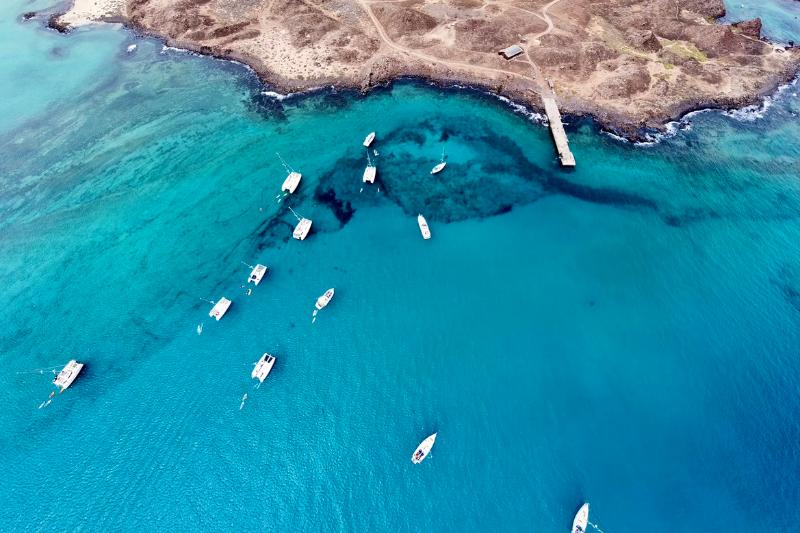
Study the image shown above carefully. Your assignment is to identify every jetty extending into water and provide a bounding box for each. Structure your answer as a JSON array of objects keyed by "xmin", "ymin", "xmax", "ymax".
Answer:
[{"xmin": 542, "ymin": 96, "xmax": 576, "ymax": 167}]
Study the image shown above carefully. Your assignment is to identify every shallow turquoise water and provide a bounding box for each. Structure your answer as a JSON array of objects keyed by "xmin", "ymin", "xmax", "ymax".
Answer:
[{"xmin": 1, "ymin": 1, "xmax": 800, "ymax": 531}]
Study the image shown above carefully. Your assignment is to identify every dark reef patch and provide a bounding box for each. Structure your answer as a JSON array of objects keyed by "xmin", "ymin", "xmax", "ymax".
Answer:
[{"xmin": 314, "ymin": 186, "xmax": 355, "ymax": 226}]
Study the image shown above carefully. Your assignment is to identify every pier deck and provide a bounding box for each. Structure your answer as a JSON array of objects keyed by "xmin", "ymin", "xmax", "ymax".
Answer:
[{"xmin": 542, "ymin": 97, "xmax": 576, "ymax": 167}]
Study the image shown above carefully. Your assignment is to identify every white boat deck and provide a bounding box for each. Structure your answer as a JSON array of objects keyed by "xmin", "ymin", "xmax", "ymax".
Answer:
[
  {"xmin": 251, "ymin": 353, "xmax": 276, "ymax": 382},
  {"xmin": 53, "ymin": 360, "xmax": 84, "ymax": 392},
  {"xmin": 363, "ymin": 165, "xmax": 376, "ymax": 183},
  {"xmin": 293, "ymin": 218, "xmax": 312, "ymax": 240},
  {"xmin": 248, "ymin": 264, "xmax": 268, "ymax": 285},
  {"xmin": 209, "ymin": 297, "xmax": 232, "ymax": 320},
  {"xmin": 282, "ymin": 171, "xmax": 302, "ymax": 193}
]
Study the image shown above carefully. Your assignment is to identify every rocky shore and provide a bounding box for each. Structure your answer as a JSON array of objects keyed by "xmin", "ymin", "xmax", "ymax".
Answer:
[{"xmin": 46, "ymin": 0, "xmax": 800, "ymax": 139}]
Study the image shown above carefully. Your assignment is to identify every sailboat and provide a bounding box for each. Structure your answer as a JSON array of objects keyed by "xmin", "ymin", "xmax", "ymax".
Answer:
[
  {"xmin": 417, "ymin": 214, "xmax": 431, "ymax": 240},
  {"xmin": 430, "ymin": 147, "xmax": 446, "ymax": 174},
  {"xmin": 277, "ymin": 152, "xmax": 302, "ymax": 193},
  {"xmin": 363, "ymin": 151, "xmax": 376, "ymax": 183},
  {"xmin": 411, "ymin": 433, "xmax": 437, "ymax": 464},
  {"xmin": 572, "ymin": 503, "xmax": 589, "ymax": 533},
  {"xmin": 289, "ymin": 206, "xmax": 312, "ymax": 240}
]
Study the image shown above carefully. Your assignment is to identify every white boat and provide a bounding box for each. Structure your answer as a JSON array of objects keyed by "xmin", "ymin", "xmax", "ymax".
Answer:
[
  {"xmin": 417, "ymin": 214, "xmax": 431, "ymax": 240},
  {"xmin": 251, "ymin": 353, "xmax": 276, "ymax": 383},
  {"xmin": 277, "ymin": 152, "xmax": 302, "ymax": 193},
  {"xmin": 572, "ymin": 503, "xmax": 589, "ymax": 533},
  {"xmin": 293, "ymin": 218, "xmax": 312, "ymax": 240},
  {"xmin": 430, "ymin": 147, "xmax": 446, "ymax": 174},
  {"xmin": 248, "ymin": 264, "xmax": 268, "ymax": 285},
  {"xmin": 363, "ymin": 150, "xmax": 376, "ymax": 183},
  {"xmin": 53, "ymin": 360, "xmax": 84, "ymax": 392},
  {"xmin": 209, "ymin": 297, "xmax": 232, "ymax": 320},
  {"xmin": 411, "ymin": 432, "xmax": 437, "ymax": 464},
  {"xmin": 363, "ymin": 131, "xmax": 376, "ymax": 147},
  {"xmin": 430, "ymin": 162, "xmax": 446, "ymax": 174},
  {"xmin": 281, "ymin": 171, "xmax": 302, "ymax": 193},
  {"xmin": 315, "ymin": 288, "xmax": 335, "ymax": 310},
  {"xmin": 363, "ymin": 165, "xmax": 376, "ymax": 183}
]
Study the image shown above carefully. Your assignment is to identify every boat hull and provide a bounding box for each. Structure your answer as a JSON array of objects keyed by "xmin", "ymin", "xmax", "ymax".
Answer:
[
  {"xmin": 53, "ymin": 360, "xmax": 84, "ymax": 392},
  {"xmin": 411, "ymin": 433, "xmax": 437, "ymax": 464},
  {"xmin": 251, "ymin": 353, "xmax": 276, "ymax": 382},
  {"xmin": 209, "ymin": 297, "xmax": 232, "ymax": 320},
  {"xmin": 315, "ymin": 288, "xmax": 335, "ymax": 310},
  {"xmin": 571, "ymin": 503, "xmax": 589, "ymax": 533},
  {"xmin": 417, "ymin": 215, "xmax": 431, "ymax": 240}
]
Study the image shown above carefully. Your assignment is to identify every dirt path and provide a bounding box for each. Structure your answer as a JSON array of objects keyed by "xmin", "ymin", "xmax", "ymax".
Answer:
[{"xmin": 359, "ymin": 0, "xmax": 539, "ymax": 87}]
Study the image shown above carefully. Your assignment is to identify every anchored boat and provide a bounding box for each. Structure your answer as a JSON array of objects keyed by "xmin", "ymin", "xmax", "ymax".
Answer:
[
  {"xmin": 53, "ymin": 360, "xmax": 84, "ymax": 392},
  {"xmin": 363, "ymin": 131, "xmax": 376, "ymax": 147},
  {"xmin": 277, "ymin": 153, "xmax": 302, "ymax": 193},
  {"xmin": 411, "ymin": 432, "xmax": 437, "ymax": 464},
  {"xmin": 251, "ymin": 353, "xmax": 276, "ymax": 383},
  {"xmin": 363, "ymin": 152, "xmax": 376, "ymax": 183},
  {"xmin": 572, "ymin": 503, "xmax": 589, "ymax": 533},
  {"xmin": 417, "ymin": 214, "xmax": 431, "ymax": 240},
  {"xmin": 315, "ymin": 288, "xmax": 335, "ymax": 310},
  {"xmin": 430, "ymin": 147, "xmax": 446, "ymax": 174},
  {"xmin": 209, "ymin": 297, "xmax": 232, "ymax": 320},
  {"xmin": 293, "ymin": 218, "xmax": 312, "ymax": 240},
  {"xmin": 289, "ymin": 206, "xmax": 312, "ymax": 240},
  {"xmin": 248, "ymin": 264, "xmax": 268, "ymax": 285}
]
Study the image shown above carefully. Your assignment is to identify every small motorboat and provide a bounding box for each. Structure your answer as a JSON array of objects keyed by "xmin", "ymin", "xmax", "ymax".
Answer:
[
  {"xmin": 315, "ymin": 288, "xmax": 335, "ymax": 310},
  {"xmin": 251, "ymin": 353, "xmax": 276, "ymax": 383},
  {"xmin": 363, "ymin": 131, "xmax": 376, "ymax": 147},
  {"xmin": 411, "ymin": 432, "xmax": 437, "ymax": 464},
  {"xmin": 53, "ymin": 360, "xmax": 84, "ymax": 392},
  {"xmin": 572, "ymin": 503, "xmax": 589, "ymax": 533},
  {"xmin": 417, "ymin": 214, "xmax": 431, "ymax": 240},
  {"xmin": 248, "ymin": 264, "xmax": 268, "ymax": 285},
  {"xmin": 209, "ymin": 297, "xmax": 232, "ymax": 321}
]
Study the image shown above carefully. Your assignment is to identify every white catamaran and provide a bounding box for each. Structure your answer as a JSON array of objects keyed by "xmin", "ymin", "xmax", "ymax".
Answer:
[
  {"xmin": 363, "ymin": 131, "xmax": 376, "ymax": 147},
  {"xmin": 289, "ymin": 206, "xmax": 312, "ymax": 240},
  {"xmin": 209, "ymin": 297, "xmax": 232, "ymax": 321},
  {"xmin": 411, "ymin": 432, "xmax": 437, "ymax": 464},
  {"xmin": 251, "ymin": 353, "xmax": 276, "ymax": 383},
  {"xmin": 417, "ymin": 214, "xmax": 431, "ymax": 240},
  {"xmin": 363, "ymin": 151, "xmax": 376, "ymax": 184},
  {"xmin": 315, "ymin": 288, "xmax": 335, "ymax": 310},
  {"xmin": 430, "ymin": 147, "xmax": 446, "ymax": 174},
  {"xmin": 53, "ymin": 360, "xmax": 84, "ymax": 392},
  {"xmin": 248, "ymin": 264, "xmax": 268, "ymax": 286},
  {"xmin": 277, "ymin": 153, "xmax": 302, "ymax": 193},
  {"xmin": 572, "ymin": 503, "xmax": 589, "ymax": 533}
]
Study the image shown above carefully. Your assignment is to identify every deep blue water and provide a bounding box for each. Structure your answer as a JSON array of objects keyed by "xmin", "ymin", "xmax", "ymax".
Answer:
[{"xmin": 1, "ymin": 1, "xmax": 799, "ymax": 531}]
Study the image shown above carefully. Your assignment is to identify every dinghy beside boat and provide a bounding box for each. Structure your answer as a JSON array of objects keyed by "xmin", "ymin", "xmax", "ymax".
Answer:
[
  {"xmin": 209, "ymin": 297, "xmax": 232, "ymax": 320},
  {"xmin": 53, "ymin": 360, "xmax": 84, "ymax": 392},
  {"xmin": 411, "ymin": 432, "xmax": 437, "ymax": 464}
]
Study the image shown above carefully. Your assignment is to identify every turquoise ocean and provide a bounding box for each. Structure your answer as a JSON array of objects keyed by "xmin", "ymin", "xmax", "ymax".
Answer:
[{"xmin": 1, "ymin": 0, "xmax": 799, "ymax": 530}]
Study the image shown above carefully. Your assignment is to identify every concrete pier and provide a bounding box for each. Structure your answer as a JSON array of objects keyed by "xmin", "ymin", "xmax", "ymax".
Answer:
[{"xmin": 542, "ymin": 97, "xmax": 575, "ymax": 167}]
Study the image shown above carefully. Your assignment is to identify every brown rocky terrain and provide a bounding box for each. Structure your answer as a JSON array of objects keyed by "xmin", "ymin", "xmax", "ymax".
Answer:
[{"xmin": 55, "ymin": 0, "xmax": 800, "ymax": 136}]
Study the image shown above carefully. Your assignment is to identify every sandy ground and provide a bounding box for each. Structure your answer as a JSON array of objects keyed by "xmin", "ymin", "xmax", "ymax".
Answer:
[
  {"xmin": 51, "ymin": 0, "xmax": 800, "ymax": 137},
  {"xmin": 57, "ymin": 0, "xmax": 126, "ymax": 26}
]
